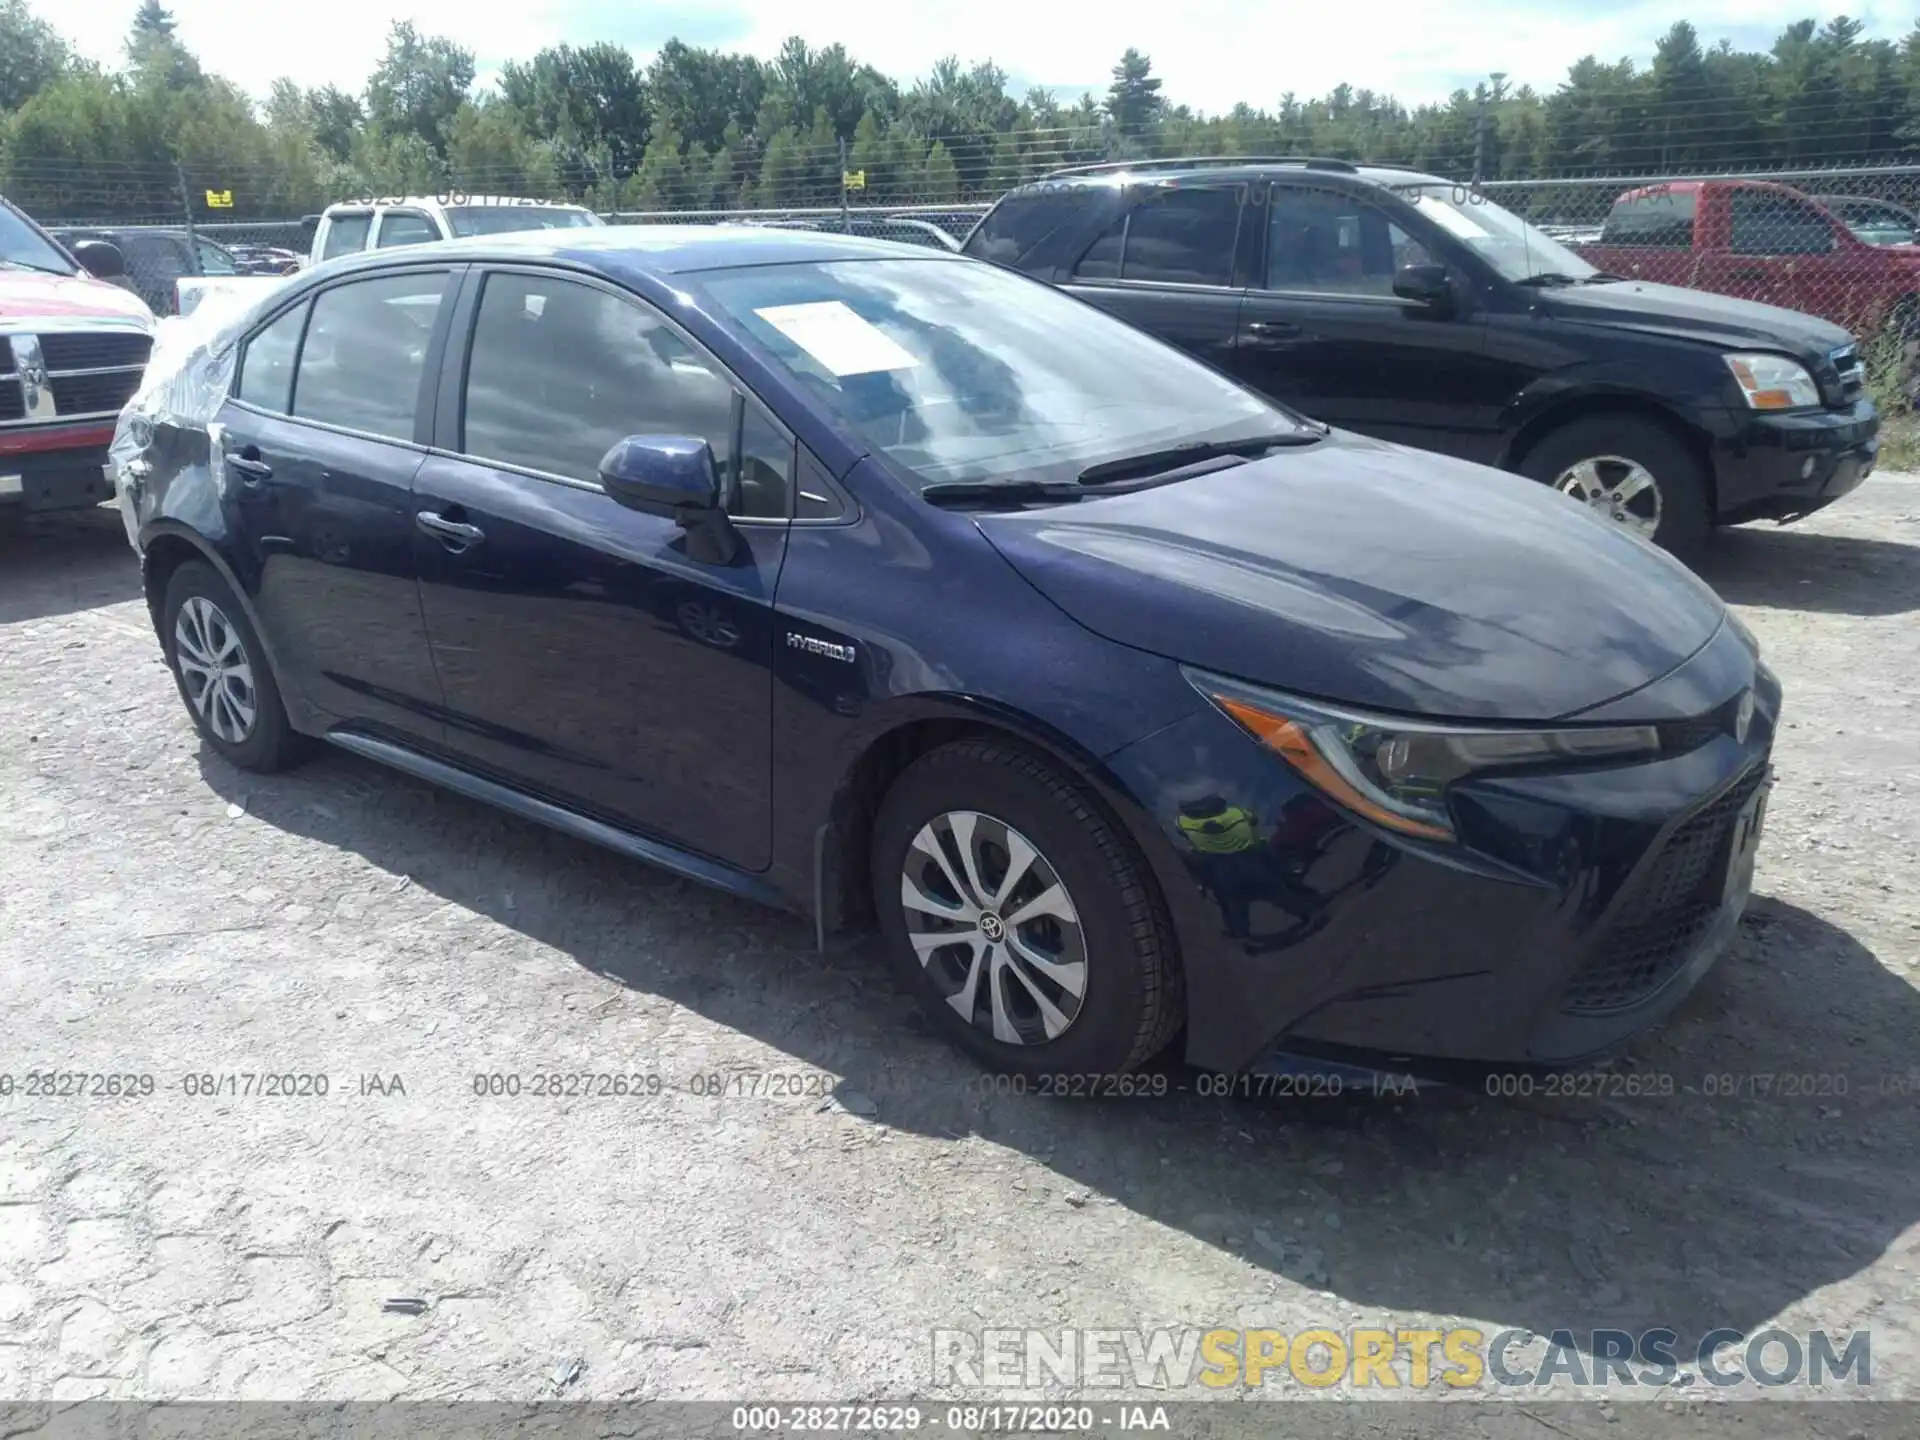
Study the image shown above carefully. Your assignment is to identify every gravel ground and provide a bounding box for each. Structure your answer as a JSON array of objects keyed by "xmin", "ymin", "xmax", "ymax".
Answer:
[{"xmin": 1, "ymin": 480, "xmax": 1917, "ymax": 1419}]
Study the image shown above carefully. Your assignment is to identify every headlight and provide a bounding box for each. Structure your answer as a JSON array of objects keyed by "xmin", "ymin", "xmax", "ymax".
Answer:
[
  {"xmin": 1724, "ymin": 352, "xmax": 1821, "ymax": 410},
  {"xmin": 1189, "ymin": 671, "xmax": 1661, "ymax": 842}
]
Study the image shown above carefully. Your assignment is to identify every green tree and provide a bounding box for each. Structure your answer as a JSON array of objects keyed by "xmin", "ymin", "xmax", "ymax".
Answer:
[
  {"xmin": 0, "ymin": 0, "xmax": 70, "ymax": 112},
  {"xmin": 498, "ymin": 42, "xmax": 648, "ymax": 178},
  {"xmin": 365, "ymin": 21, "xmax": 473, "ymax": 158},
  {"xmin": 1105, "ymin": 48, "xmax": 1163, "ymax": 138},
  {"xmin": 125, "ymin": 0, "xmax": 202, "ymax": 92},
  {"xmin": 920, "ymin": 139, "xmax": 959, "ymax": 202}
]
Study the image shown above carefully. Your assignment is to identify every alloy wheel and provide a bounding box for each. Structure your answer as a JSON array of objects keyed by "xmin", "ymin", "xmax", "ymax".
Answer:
[
  {"xmin": 173, "ymin": 595, "xmax": 258, "ymax": 745},
  {"xmin": 898, "ymin": 809, "xmax": 1088, "ymax": 1046},
  {"xmin": 1553, "ymin": 455, "xmax": 1663, "ymax": 539}
]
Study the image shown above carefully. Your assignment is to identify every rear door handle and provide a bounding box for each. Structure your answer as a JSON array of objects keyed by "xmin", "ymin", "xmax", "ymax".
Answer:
[
  {"xmin": 415, "ymin": 511, "xmax": 486, "ymax": 549},
  {"xmin": 226, "ymin": 451, "xmax": 271, "ymax": 483}
]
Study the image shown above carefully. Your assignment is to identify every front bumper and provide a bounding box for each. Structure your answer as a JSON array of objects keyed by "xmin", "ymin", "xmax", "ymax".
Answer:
[
  {"xmin": 0, "ymin": 422, "xmax": 118, "ymax": 514},
  {"xmin": 1706, "ymin": 397, "xmax": 1878, "ymax": 524},
  {"xmin": 1105, "ymin": 637, "xmax": 1780, "ymax": 1076}
]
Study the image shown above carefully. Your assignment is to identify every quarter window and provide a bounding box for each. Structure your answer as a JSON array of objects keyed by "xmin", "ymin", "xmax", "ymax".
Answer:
[
  {"xmin": 461, "ymin": 272, "xmax": 749, "ymax": 501},
  {"xmin": 237, "ymin": 301, "xmax": 309, "ymax": 414},
  {"xmin": 291, "ymin": 272, "xmax": 447, "ymax": 440},
  {"xmin": 1265, "ymin": 187, "xmax": 1432, "ymax": 295}
]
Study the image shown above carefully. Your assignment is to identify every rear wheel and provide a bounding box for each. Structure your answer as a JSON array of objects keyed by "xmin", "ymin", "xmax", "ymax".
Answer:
[
  {"xmin": 160, "ymin": 560, "xmax": 307, "ymax": 772},
  {"xmin": 1519, "ymin": 415, "xmax": 1711, "ymax": 560},
  {"xmin": 870, "ymin": 739, "xmax": 1181, "ymax": 1078}
]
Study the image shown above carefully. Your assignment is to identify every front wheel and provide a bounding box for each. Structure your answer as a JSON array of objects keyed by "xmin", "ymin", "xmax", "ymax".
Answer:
[
  {"xmin": 1518, "ymin": 415, "xmax": 1711, "ymax": 561},
  {"xmin": 870, "ymin": 739, "xmax": 1182, "ymax": 1078}
]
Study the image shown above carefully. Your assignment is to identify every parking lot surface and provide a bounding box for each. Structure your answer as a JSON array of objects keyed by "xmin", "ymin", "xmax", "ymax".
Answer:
[{"xmin": 1, "ymin": 485, "xmax": 1917, "ymax": 1410}]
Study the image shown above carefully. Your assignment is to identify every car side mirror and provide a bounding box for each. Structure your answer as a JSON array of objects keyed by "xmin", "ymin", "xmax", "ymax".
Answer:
[
  {"xmin": 598, "ymin": 434, "xmax": 740, "ymax": 564},
  {"xmin": 71, "ymin": 239, "xmax": 127, "ymax": 280},
  {"xmin": 1392, "ymin": 262, "xmax": 1452, "ymax": 310}
]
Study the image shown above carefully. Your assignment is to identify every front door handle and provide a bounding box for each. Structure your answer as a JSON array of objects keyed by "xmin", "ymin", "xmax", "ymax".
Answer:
[
  {"xmin": 1245, "ymin": 319, "xmax": 1303, "ymax": 346},
  {"xmin": 415, "ymin": 511, "xmax": 486, "ymax": 549}
]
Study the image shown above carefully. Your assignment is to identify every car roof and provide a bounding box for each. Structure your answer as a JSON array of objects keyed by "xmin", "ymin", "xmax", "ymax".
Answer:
[
  {"xmin": 1014, "ymin": 159, "xmax": 1450, "ymax": 193},
  {"xmin": 313, "ymin": 223, "xmax": 969, "ymax": 278}
]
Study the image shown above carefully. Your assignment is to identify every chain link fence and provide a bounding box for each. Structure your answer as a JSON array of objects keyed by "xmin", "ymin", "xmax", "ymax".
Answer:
[{"xmin": 19, "ymin": 150, "xmax": 1920, "ymax": 411}]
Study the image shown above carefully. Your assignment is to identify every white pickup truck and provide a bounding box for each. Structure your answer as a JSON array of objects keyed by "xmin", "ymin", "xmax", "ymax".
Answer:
[{"xmin": 175, "ymin": 194, "xmax": 605, "ymax": 315}]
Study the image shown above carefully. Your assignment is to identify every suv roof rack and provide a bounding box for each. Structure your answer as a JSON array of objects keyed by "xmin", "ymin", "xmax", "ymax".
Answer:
[{"xmin": 1041, "ymin": 155, "xmax": 1433, "ymax": 181}]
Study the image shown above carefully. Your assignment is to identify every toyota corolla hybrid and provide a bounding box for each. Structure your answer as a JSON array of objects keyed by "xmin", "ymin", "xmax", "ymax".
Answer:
[{"xmin": 112, "ymin": 226, "xmax": 1777, "ymax": 1080}]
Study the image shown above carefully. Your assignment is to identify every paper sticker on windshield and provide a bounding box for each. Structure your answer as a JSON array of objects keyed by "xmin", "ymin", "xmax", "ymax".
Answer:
[{"xmin": 753, "ymin": 301, "xmax": 920, "ymax": 377}]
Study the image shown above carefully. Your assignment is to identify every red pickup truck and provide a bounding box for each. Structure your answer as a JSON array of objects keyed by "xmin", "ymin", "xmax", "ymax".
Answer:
[
  {"xmin": 1574, "ymin": 179, "xmax": 1920, "ymax": 378},
  {"xmin": 1, "ymin": 195, "xmax": 155, "ymax": 519}
]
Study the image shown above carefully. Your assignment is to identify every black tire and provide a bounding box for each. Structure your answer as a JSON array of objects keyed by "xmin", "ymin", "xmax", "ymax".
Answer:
[
  {"xmin": 1518, "ymin": 415, "xmax": 1711, "ymax": 561},
  {"xmin": 870, "ymin": 738, "xmax": 1182, "ymax": 1077},
  {"xmin": 160, "ymin": 559, "xmax": 307, "ymax": 772}
]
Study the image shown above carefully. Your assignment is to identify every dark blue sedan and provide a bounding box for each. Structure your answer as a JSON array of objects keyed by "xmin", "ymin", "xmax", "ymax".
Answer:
[{"xmin": 113, "ymin": 226, "xmax": 1778, "ymax": 1079}]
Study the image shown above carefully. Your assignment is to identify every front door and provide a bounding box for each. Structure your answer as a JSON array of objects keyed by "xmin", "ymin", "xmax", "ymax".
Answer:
[
  {"xmin": 1231, "ymin": 182, "xmax": 1500, "ymax": 460},
  {"xmin": 412, "ymin": 267, "xmax": 791, "ymax": 870},
  {"xmin": 218, "ymin": 269, "xmax": 455, "ymax": 747}
]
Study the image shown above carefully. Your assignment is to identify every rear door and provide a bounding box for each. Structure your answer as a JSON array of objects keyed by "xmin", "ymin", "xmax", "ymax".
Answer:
[
  {"xmin": 1058, "ymin": 181, "xmax": 1247, "ymax": 372},
  {"xmin": 1232, "ymin": 181, "xmax": 1498, "ymax": 458},
  {"xmin": 217, "ymin": 266, "xmax": 457, "ymax": 747},
  {"xmin": 410, "ymin": 265, "xmax": 791, "ymax": 869}
]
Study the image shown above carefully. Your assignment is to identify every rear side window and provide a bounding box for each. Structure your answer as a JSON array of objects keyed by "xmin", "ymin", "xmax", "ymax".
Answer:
[
  {"xmin": 1600, "ymin": 190, "xmax": 1697, "ymax": 247},
  {"xmin": 377, "ymin": 213, "xmax": 438, "ymax": 249},
  {"xmin": 292, "ymin": 272, "xmax": 448, "ymax": 440},
  {"xmin": 237, "ymin": 302, "xmax": 308, "ymax": 414},
  {"xmin": 1071, "ymin": 186, "xmax": 1241, "ymax": 287},
  {"xmin": 964, "ymin": 190, "xmax": 1089, "ymax": 267},
  {"xmin": 320, "ymin": 214, "xmax": 371, "ymax": 260},
  {"xmin": 1729, "ymin": 191, "xmax": 1835, "ymax": 256}
]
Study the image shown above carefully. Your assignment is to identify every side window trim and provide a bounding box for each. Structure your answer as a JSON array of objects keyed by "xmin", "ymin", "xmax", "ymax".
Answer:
[{"xmin": 443, "ymin": 262, "xmax": 797, "ymax": 515}]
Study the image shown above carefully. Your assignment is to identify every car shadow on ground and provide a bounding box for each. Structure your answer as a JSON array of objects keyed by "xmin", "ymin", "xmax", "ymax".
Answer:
[
  {"xmin": 0, "ymin": 505, "xmax": 142, "ymax": 624},
  {"xmin": 196, "ymin": 743, "xmax": 1920, "ymax": 1367},
  {"xmin": 1699, "ymin": 522, "xmax": 1920, "ymax": 616}
]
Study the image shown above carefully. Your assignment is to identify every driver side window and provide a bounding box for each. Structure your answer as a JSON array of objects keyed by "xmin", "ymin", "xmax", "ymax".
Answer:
[
  {"xmin": 461, "ymin": 271, "xmax": 793, "ymax": 518},
  {"xmin": 1264, "ymin": 186, "xmax": 1432, "ymax": 295}
]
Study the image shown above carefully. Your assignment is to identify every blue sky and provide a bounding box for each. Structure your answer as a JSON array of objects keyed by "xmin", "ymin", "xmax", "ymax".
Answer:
[{"xmin": 35, "ymin": 0, "xmax": 1917, "ymax": 111}]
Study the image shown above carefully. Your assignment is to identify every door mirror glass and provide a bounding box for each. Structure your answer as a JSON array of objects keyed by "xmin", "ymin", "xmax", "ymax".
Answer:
[
  {"xmin": 1392, "ymin": 262, "xmax": 1452, "ymax": 307},
  {"xmin": 71, "ymin": 239, "xmax": 126, "ymax": 279}
]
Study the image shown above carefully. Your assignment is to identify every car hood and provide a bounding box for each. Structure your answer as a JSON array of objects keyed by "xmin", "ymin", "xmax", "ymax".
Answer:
[
  {"xmin": 0, "ymin": 268, "xmax": 154, "ymax": 324},
  {"xmin": 1541, "ymin": 279, "xmax": 1852, "ymax": 359},
  {"xmin": 976, "ymin": 432, "xmax": 1727, "ymax": 722}
]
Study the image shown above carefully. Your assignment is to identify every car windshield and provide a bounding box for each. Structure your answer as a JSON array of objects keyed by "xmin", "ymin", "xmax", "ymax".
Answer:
[
  {"xmin": 1834, "ymin": 205, "xmax": 1916, "ymax": 245},
  {"xmin": 1394, "ymin": 183, "xmax": 1598, "ymax": 282},
  {"xmin": 445, "ymin": 205, "xmax": 600, "ymax": 237},
  {"xmin": 0, "ymin": 201, "xmax": 77, "ymax": 275},
  {"xmin": 696, "ymin": 258, "xmax": 1300, "ymax": 490}
]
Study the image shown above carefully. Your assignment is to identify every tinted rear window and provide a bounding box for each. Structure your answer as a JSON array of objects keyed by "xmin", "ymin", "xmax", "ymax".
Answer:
[
  {"xmin": 963, "ymin": 189, "xmax": 1098, "ymax": 268},
  {"xmin": 1601, "ymin": 190, "xmax": 1697, "ymax": 247}
]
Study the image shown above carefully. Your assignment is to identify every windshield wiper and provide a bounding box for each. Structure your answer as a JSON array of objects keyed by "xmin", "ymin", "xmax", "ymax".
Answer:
[
  {"xmin": 1514, "ymin": 271, "xmax": 1584, "ymax": 288},
  {"xmin": 0, "ymin": 257, "xmax": 71, "ymax": 276},
  {"xmin": 920, "ymin": 479, "xmax": 1087, "ymax": 510},
  {"xmin": 1075, "ymin": 431, "xmax": 1321, "ymax": 486}
]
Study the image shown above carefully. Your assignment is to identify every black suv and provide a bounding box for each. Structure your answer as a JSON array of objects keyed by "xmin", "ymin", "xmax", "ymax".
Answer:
[{"xmin": 963, "ymin": 157, "xmax": 1879, "ymax": 556}]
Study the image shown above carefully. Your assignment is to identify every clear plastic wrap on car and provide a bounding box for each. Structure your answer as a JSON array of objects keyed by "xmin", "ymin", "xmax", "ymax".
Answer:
[{"xmin": 111, "ymin": 278, "xmax": 298, "ymax": 551}]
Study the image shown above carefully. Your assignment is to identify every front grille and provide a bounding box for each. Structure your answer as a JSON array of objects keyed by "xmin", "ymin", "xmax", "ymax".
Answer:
[
  {"xmin": 0, "ymin": 336, "xmax": 11, "ymax": 373},
  {"xmin": 52, "ymin": 369, "xmax": 143, "ymax": 417},
  {"xmin": 1830, "ymin": 344, "xmax": 1865, "ymax": 404},
  {"xmin": 0, "ymin": 375, "xmax": 20, "ymax": 422},
  {"xmin": 39, "ymin": 332, "xmax": 152, "ymax": 372},
  {"xmin": 1560, "ymin": 766, "xmax": 1767, "ymax": 1016}
]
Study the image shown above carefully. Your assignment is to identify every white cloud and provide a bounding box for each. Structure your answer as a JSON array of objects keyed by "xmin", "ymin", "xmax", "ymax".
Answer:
[{"xmin": 29, "ymin": 0, "xmax": 1915, "ymax": 110}]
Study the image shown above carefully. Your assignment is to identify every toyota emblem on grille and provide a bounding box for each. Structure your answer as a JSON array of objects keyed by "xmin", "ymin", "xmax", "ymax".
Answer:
[{"xmin": 1734, "ymin": 689, "xmax": 1755, "ymax": 744}]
